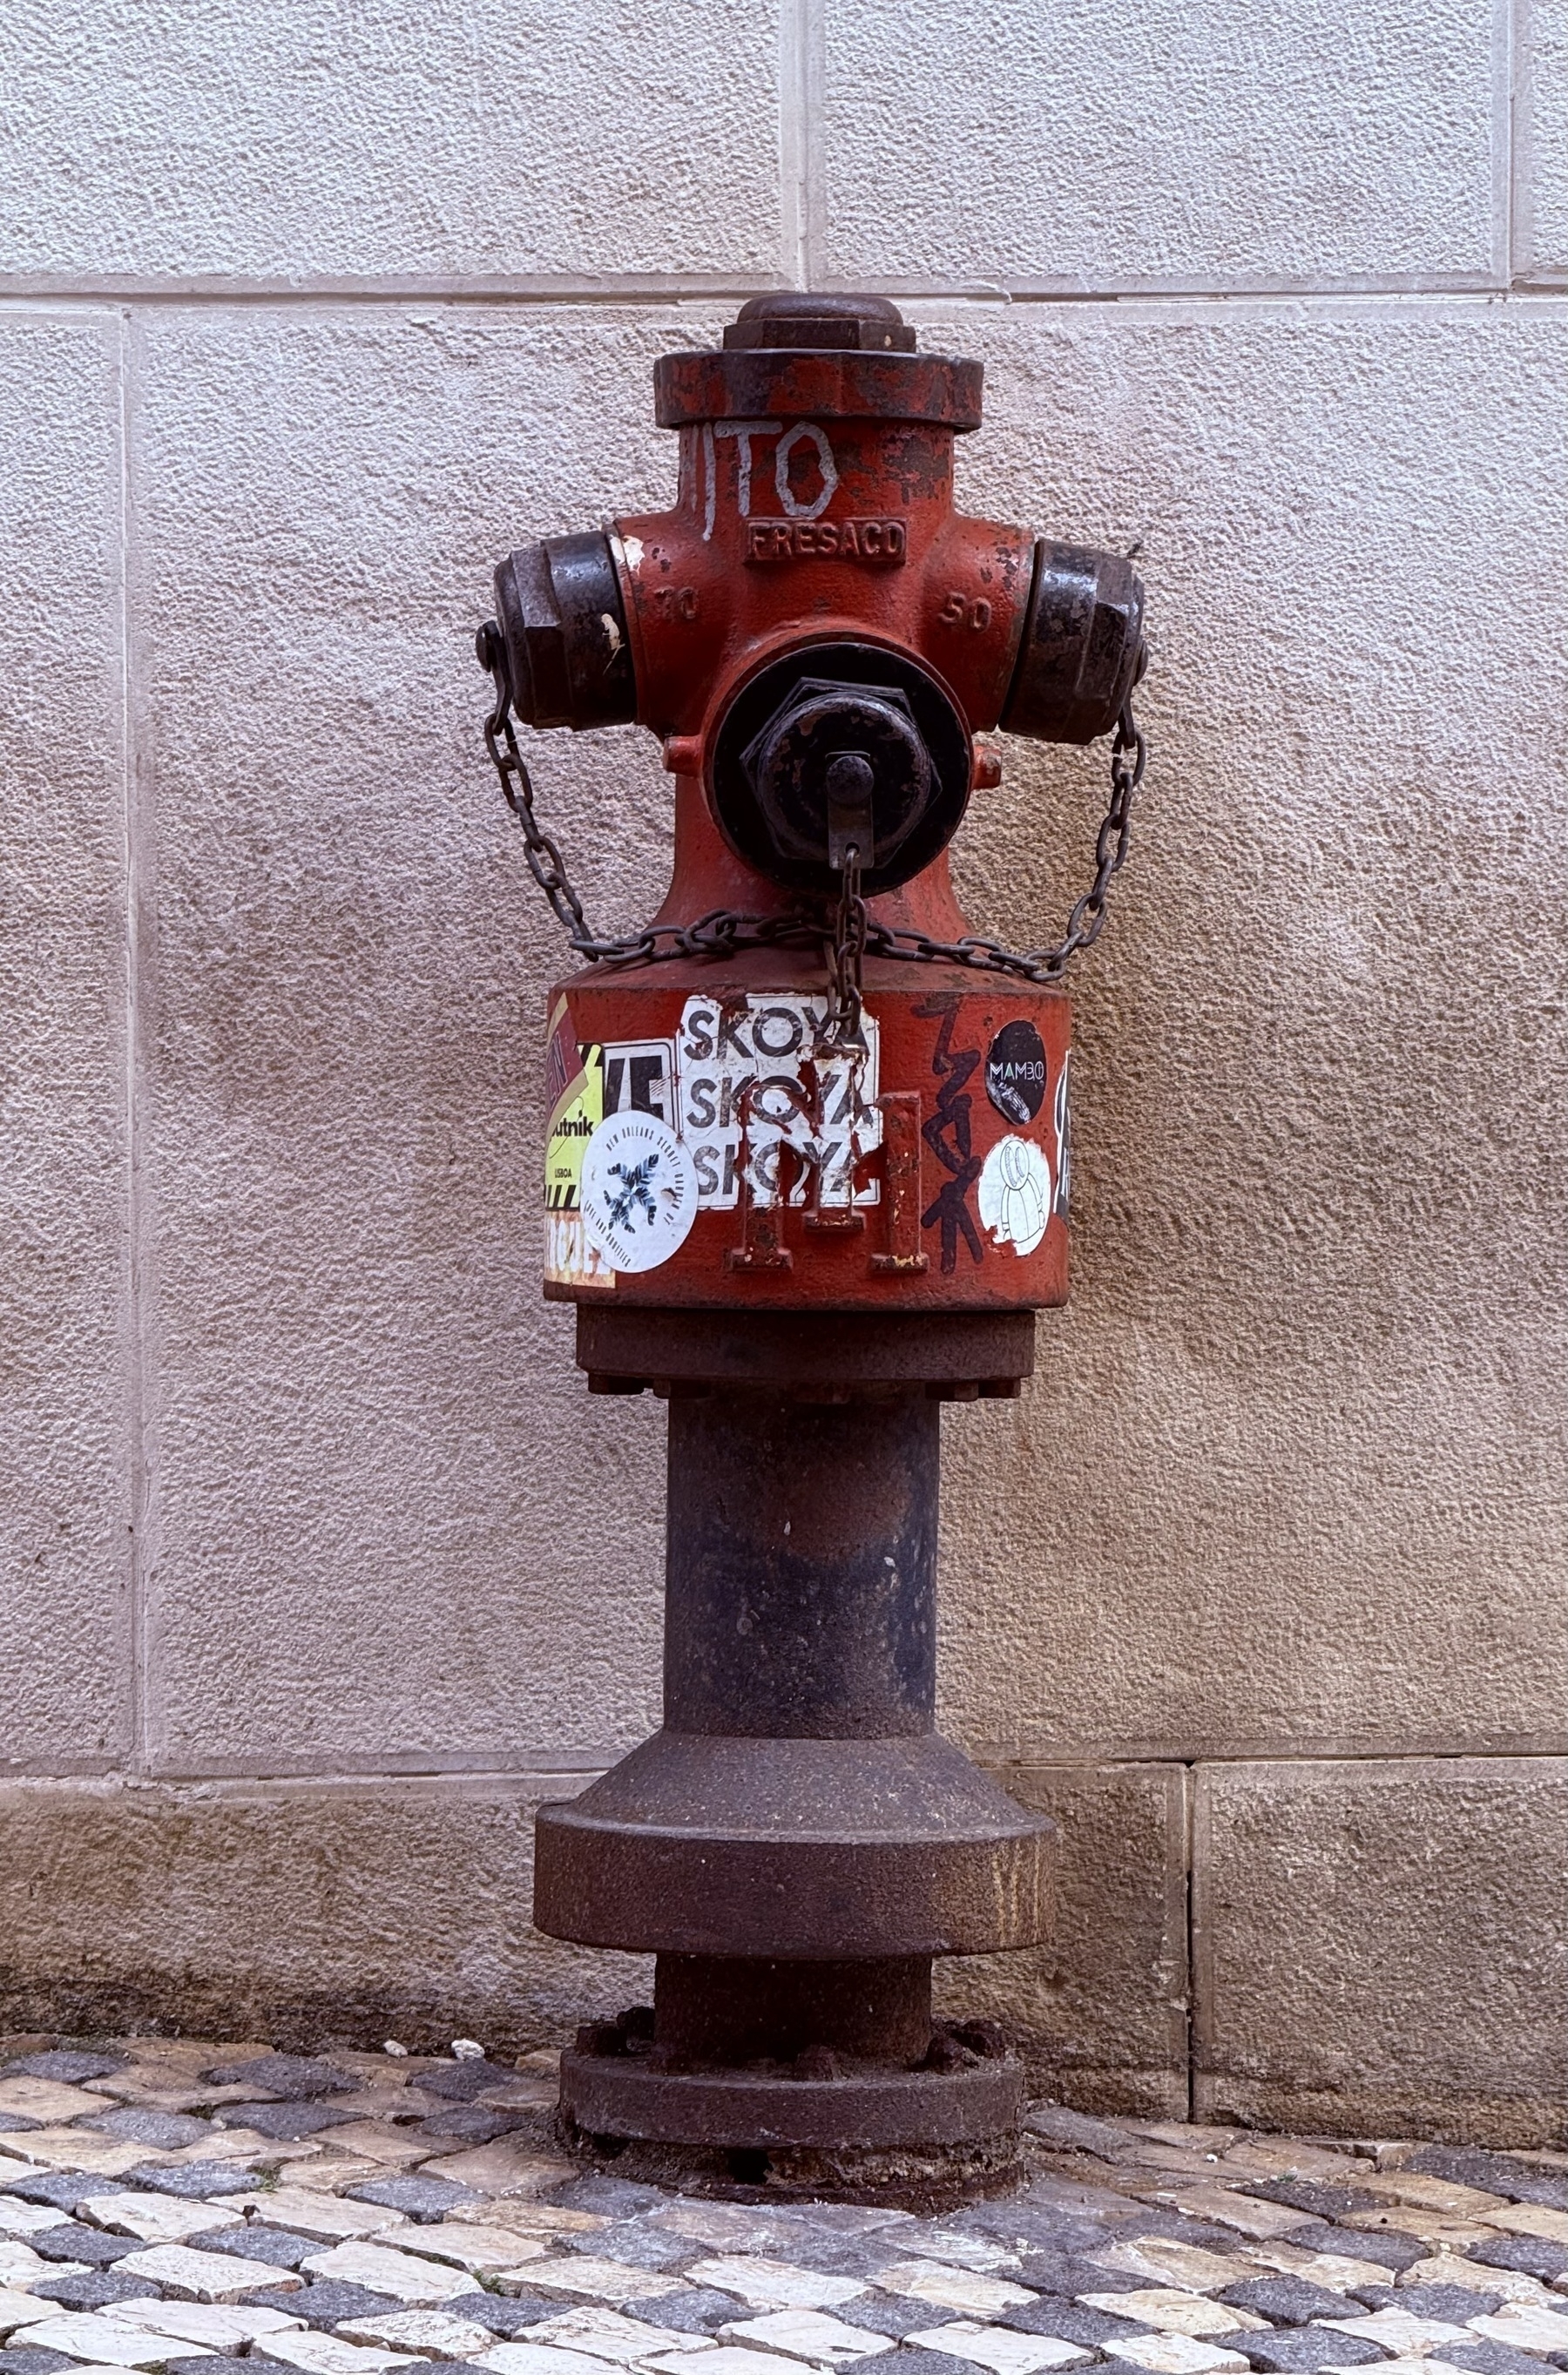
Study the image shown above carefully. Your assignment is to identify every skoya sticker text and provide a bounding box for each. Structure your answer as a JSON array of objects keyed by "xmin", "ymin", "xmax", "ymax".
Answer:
[{"xmin": 676, "ymin": 993, "xmax": 882, "ymax": 1210}]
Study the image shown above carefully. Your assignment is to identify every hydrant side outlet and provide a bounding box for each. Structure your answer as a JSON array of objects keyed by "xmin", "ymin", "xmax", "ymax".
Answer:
[{"xmin": 474, "ymin": 291, "xmax": 1150, "ymax": 2201}]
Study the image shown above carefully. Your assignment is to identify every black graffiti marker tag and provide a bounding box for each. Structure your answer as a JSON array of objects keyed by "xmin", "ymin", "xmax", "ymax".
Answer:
[
  {"xmin": 915, "ymin": 994, "xmax": 983, "ymax": 1275},
  {"xmin": 985, "ymin": 1018, "xmax": 1047, "ymax": 1127}
]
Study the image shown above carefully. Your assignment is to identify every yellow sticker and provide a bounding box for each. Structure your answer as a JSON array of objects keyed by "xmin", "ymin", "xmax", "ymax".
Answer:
[{"xmin": 543, "ymin": 998, "xmax": 613, "ymax": 1291}]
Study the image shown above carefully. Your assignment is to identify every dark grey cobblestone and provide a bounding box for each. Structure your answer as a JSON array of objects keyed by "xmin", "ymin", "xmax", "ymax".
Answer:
[
  {"xmin": 83, "ymin": 2110, "xmax": 213, "ymax": 2150},
  {"xmin": 1119, "ymin": 2212, "xmax": 1260, "ymax": 2253},
  {"xmin": 1443, "ymin": 2342, "xmax": 1568, "ymax": 2375},
  {"xmin": 211, "ymin": 2100, "xmax": 360, "ymax": 2140},
  {"xmin": 184, "ymin": 2223, "xmax": 314, "ymax": 2268},
  {"xmin": 551, "ymin": 2174, "xmax": 669, "ymax": 2216},
  {"xmin": 164, "ymin": 2357, "xmax": 253, "ymax": 2375},
  {"xmin": 26, "ymin": 2272, "xmax": 160, "ymax": 2310},
  {"xmin": 1017, "ymin": 2253, "xmax": 1149, "ymax": 2296},
  {"xmin": 1470, "ymin": 2234, "xmax": 1568, "ymax": 2281},
  {"xmin": 1218, "ymin": 2277, "xmax": 1356, "ymax": 2324},
  {"xmin": 0, "ymin": 2116, "xmax": 39, "ymax": 2134},
  {"xmin": 341, "ymin": 2175, "xmax": 487, "ymax": 2223},
  {"xmin": 0, "ymin": 2350, "xmax": 78, "ymax": 2374},
  {"xmin": 563, "ymin": 2218, "xmax": 695, "ymax": 2270},
  {"xmin": 244, "ymin": 2281, "xmax": 402, "ymax": 2325},
  {"xmin": 414, "ymin": 2060, "xmax": 514, "ymax": 2102},
  {"xmin": 199, "ymin": 2054, "xmax": 361, "ymax": 2098},
  {"xmin": 28, "ymin": 2223, "xmax": 139, "ymax": 2265},
  {"xmin": 623, "ymin": 2288, "xmax": 747, "ymax": 2334},
  {"xmin": 410, "ymin": 2106, "xmax": 531, "ymax": 2144},
  {"xmin": 1243, "ymin": 2179, "xmax": 1389, "ymax": 2221},
  {"xmin": 1235, "ymin": 2332, "xmax": 1389, "ymax": 2372},
  {"xmin": 1406, "ymin": 2149, "xmax": 1568, "ymax": 2212},
  {"xmin": 117, "ymin": 2159, "xmax": 259, "ymax": 2198},
  {"xmin": 3, "ymin": 2054, "xmax": 125, "ymax": 2085},
  {"xmin": 999, "ymin": 2299, "xmax": 1154, "ymax": 2345},
  {"xmin": 884, "ymin": 2353, "xmax": 991, "ymax": 2375},
  {"xmin": 828, "ymin": 2294, "xmax": 959, "ymax": 2339},
  {"xmin": 461, "ymin": 2295, "xmax": 573, "ymax": 2334},
  {"xmin": 1359, "ymin": 2282, "xmax": 1507, "ymax": 2320},
  {"xmin": 0, "ymin": 2172, "xmax": 126, "ymax": 2208},
  {"xmin": 1282, "ymin": 2221, "xmax": 1429, "ymax": 2272},
  {"xmin": 957, "ymin": 2207, "xmax": 1107, "ymax": 2256}
]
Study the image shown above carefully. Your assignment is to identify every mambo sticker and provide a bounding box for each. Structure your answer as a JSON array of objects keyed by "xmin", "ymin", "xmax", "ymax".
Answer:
[
  {"xmin": 581, "ymin": 1113, "xmax": 699, "ymax": 1273},
  {"xmin": 986, "ymin": 1018, "xmax": 1048, "ymax": 1126},
  {"xmin": 746, "ymin": 518, "xmax": 908, "ymax": 565},
  {"xmin": 978, "ymin": 1134, "xmax": 1052, "ymax": 1257},
  {"xmin": 677, "ymin": 992, "xmax": 881, "ymax": 1211}
]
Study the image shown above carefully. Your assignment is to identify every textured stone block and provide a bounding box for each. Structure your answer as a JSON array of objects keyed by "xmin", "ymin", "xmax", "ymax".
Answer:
[
  {"xmin": 1518, "ymin": 0, "xmax": 1568, "ymax": 280},
  {"xmin": 929, "ymin": 301, "xmax": 1568, "ymax": 1766},
  {"xmin": 0, "ymin": 1775, "xmax": 645, "ymax": 2048},
  {"xmin": 0, "ymin": 311, "xmax": 132, "ymax": 1776},
  {"xmin": 131, "ymin": 307, "xmax": 702, "ymax": 1774},
  {"xmin": 935, "ymin": 1763, "xmax": 1188, "ymax": 2118},
  {"xmin": 1193, "ymin": 1758, "xmax": 1568, "ymax": 2142},
  {"xmin": 820, "ymin": 0, "xmax": 1499, "ymax": 288},
  {"xmin": 0, "ymin": 2, "xmax": 781, "ymax": 288}
]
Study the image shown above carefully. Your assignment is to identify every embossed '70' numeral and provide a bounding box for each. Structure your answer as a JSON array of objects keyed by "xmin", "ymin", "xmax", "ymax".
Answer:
[{"xmin": 939, "ymin": 591, "xmax": 992, "ymax": 629}]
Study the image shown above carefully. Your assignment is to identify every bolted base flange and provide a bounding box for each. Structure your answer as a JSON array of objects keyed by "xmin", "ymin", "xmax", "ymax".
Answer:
[
  {"xmin": 554, "ymin": 2098, "xmax": 1026, "ymax": 2214},
  {"xmin": 560, "ymin": 2039, "xmax": 1020, "ymax": 2152}
]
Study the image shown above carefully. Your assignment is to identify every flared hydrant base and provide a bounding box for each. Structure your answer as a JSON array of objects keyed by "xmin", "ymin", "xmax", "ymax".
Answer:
[
  {"xmin": 535, "ymin": 1310, "xmax": 1054, "ymax": 2196},
  {"xmin": 553, "ymin": 2093, "xmax": 1029, "ymax": 2213}
]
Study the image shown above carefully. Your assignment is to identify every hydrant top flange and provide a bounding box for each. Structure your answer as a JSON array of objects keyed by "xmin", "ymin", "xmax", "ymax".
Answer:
[{"xmin": 655, "ymin": 293, "xmax": 984, "ymax": 431}]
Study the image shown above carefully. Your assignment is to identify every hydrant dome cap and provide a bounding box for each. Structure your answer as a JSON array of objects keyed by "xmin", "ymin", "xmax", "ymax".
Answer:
[{"xmin": 722, "ymin": 291, "xmax": 918, "ymax": 352}]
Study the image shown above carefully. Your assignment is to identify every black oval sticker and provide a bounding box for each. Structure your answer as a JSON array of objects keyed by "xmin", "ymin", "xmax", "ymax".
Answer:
[{"xmin": 985, "ymin": 1018, "xmax": 1047, "ymax": 1126}]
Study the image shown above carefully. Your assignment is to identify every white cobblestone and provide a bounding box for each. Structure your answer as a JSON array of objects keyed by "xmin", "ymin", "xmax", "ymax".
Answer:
[
  {"xmin": 718, "ymin": 2311, "xmax": 896, "ymax": 2367},
  {"xmin": 112, "ymin": 2243, "xmax": 304, "ymax": 2302},
  {"xmin": 81, "ymin": 2192, "xmax": 243, "ymax": 2244},
  {"xmin": 903, "ymin": 2323, "xmax": 1093, "ymax": 2372},
  {"xmin": 870, "ymin": 2264, "xmax": 1035, "ymax": 2317},
  {"xmin": 6, "ymin": 2312, "xmax": 220, "ymax": 2366},
  {"xmin": 300, "ymin": 2241, "xmax": 484, "ymax": 2304}
]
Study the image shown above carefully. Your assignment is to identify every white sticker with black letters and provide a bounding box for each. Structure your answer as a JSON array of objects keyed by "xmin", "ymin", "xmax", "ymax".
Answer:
[{"xmin": 675, "ymin": 992, "xmax": 881, "ymax": 1211}]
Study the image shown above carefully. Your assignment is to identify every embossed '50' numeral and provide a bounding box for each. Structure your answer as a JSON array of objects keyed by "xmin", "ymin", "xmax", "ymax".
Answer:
[
  {"xmin": 653, "ymin": 585, "xmax": 699, "ymax": 621},
  {"xmin": 938, "ymin": 590, "xmax": 992, "ymax": 629}
]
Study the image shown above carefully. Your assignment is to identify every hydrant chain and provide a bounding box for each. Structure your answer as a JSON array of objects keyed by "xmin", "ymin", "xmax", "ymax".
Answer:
[{"xmin": 481, "ymin": 645, "xmax": 1148, "ymax": 990}]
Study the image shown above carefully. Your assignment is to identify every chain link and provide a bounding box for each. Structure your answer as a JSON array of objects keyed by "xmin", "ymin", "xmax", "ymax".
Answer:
[
  {"xmin": 820, "ymin": 846, "xmax": 868, "ymax": 1050},
  {"xmin": 481, "ymin": 654, "xmax": 1146, "ymax": 995}
]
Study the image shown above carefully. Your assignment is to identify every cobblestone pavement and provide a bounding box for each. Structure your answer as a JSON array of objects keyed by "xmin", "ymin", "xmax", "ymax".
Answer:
[{"xmin": 2, "ymin": 2040, "xmax": 1565, "ymax": 2375}]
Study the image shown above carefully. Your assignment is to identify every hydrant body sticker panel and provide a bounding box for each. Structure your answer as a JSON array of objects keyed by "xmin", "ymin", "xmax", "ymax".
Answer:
[
  {"xmin": 674, "ymin": 992, "xmax": 881, "ymax": 1211},
  {"xmin": 581, "ymin": 1113, "xmax": 698, "ymax": 1273},
  {"xmin": 978, "ymin": 1133, "xmax": 1052, "ymax": 1257}
]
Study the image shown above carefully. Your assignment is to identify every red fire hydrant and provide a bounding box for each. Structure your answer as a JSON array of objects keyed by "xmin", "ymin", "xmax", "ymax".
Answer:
[{"xmin": 476, "ymin": 292, "xmax": 1146, "ymax": 2196}]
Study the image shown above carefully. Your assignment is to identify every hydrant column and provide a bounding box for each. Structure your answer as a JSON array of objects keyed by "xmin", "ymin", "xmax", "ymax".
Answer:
[{"xmin": 663, "ymin": 1393, "xmax": 938, "ymax": 1739}]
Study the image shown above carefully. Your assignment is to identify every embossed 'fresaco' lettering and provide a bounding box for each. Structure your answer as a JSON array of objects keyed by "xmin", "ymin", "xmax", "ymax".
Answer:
[{"xmin": 746, "ymin": 518, "xmax": 909, "ymax": 565}]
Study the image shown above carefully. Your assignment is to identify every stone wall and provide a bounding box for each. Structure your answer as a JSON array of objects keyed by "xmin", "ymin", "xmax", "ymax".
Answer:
[{"xmin": 0, "ymin": 0, "xmax": 1563, "ymax": 2141}]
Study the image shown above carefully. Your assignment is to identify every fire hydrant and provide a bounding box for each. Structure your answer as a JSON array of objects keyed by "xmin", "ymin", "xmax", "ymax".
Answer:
[{"xmin": 476, "ymin": 292, "xmax": 1146, "ymax": 2196}]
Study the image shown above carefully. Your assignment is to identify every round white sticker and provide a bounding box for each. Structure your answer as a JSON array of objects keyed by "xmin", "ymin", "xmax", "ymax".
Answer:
[
  {"xmin": 977, "ymin": 1133, "xmax": 1052, "ymax": 1257},
  {"xmin": 580, "ymin": 1112, "xmax": 699, "ymax": 1274}
]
